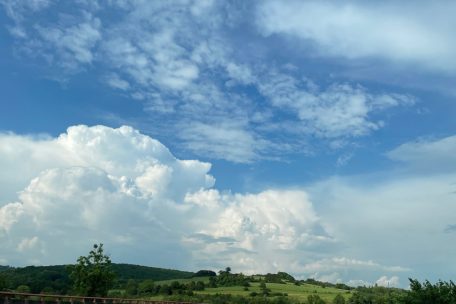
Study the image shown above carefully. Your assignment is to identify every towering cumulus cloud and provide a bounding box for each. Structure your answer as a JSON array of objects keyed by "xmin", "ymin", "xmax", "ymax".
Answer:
[{"xmin": 0, "ymin": 125, "xmax": 326, "ymax": 271}]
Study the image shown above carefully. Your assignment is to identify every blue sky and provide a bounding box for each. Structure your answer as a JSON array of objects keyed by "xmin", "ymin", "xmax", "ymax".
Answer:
[{"xmin": 1, "ymin": 0, "xmax": 456, "ymax": 288}]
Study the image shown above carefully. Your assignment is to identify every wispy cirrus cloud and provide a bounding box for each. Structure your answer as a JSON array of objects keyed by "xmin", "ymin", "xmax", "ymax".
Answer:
[
  {"xmin": 387, "ymin": 135, "xmax": 456, "ymax": 173},
  {"xmin": 1, "ymin": 0, "xmax": 417, "ymax": 162},
  {"xmin": 258, "ymin": 72, "xmax": 415, "ymax": 138},
  {"xmin": 34, "ymin": 13, "xmax": 101, "ymax": 70},
  {"xmin": 256, "ymin": 0, "xmax": 456, "ymax": 73}
]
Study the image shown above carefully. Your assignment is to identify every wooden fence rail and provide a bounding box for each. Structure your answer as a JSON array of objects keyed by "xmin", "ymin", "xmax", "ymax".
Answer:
[{"xmin": 0, "ymin": 292, "xmax": 204, "ymax": 304}]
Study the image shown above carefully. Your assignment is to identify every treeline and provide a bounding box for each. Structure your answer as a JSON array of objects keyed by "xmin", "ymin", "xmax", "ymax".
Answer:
[
  {"xmin": 110, "ymin": 279, "xmax": 207, "ymax": 297},
  {"xmin": 209, "ymin": 267, "xmax": 251, "ymax": 287},
  {"xmin": 0, "ymin": 263, "xmax": 193, "ymax": 294},
  {"xmin": 259, "ymin": 272, "xmax": 297, "ymax": 284},
  {"xmin": 300, "ymin": 278, "xmax": 352, "ymax": 291},
  {"xmin": 0, "ymin": 265, "xmax": 71, "ymax": 294},
  {"xmin": 348, "ymin": 279, "xmax": 456, "ymax": 304}
]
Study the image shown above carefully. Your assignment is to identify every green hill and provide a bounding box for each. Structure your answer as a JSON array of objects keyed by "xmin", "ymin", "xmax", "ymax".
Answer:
[
  {"xmin": 112, "ymin": 263, "xmax": 194, "ymax": 282},
  {"xmin": 0, "ymin": 263, "xmax": 194, "ymax": 294},
  {"xmin": 0, "ymin": 266, "xmax": 12, "ymax": 272}
]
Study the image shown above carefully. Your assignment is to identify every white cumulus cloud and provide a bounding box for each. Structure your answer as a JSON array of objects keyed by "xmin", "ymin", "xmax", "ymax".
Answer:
[
  {"xmin": 0, "ymin": 125, "xmax": 331, "ymax": 273},
  {"xmin": 376, "ymin": 275, "xmax": 400, "ymax": 288},
  {"xmin": 0, "ymin": 125, "xmax": 434, "ymax": 286}
]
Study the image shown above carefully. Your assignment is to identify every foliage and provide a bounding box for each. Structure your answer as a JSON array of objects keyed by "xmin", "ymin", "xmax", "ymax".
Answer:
[
  {"xmin": 405, "ymin": 279, "xmax": 456, "ymax": 303},
  {"xmin": 134, "ymin": 279, "xmax": 206, "ymax": 296},
  {"xmin": 195, "ymin": 270, "xmax": 217, "ymax": 277},
  {"xmin": 261, "ymin": 272, "xmax": 296, "ymax": 284},
  {"xmin": 277, "ymin": 272, "xmax": 296, "ymax": 282},
  {"xmin": 0, "ymin": 266, "xmax": 12, "ymax": 272},
  {"xmin": 125, "ymin": 279, "xmax": 138, "ymax": 296},
  {"xmin": 215, "ymin": 268, "xmax": 250, "ymax": 287},
  {"xmin": 259, "ymin": 281, "xmax": 271, "ymax": 296},
  {"xmin": 16, "ymin": 285, "xmax": 31, "ymax": 293},
  {"xmin": 304, "ymin": 278, "xmax": 352, "ymax": 291},
  {"xmin": 138, "ymin": 279, "xmax": 155, "ymax": 295},
  {"xmin": 0, "ymin": 265, "xmax": 71, "ymax": 293},
  {"xmin": 0, "ymin": 263, "xmax": 193, "ymax": 294},
  {"xmin": 307, "ymin": 295, "xmax": 326, "ymax": 304},
  {"xmin": 167, "ymin": 293, "xmax": 293, "ymax": 304},
  {"xmin": 68, "ymin": 243, "xmax": 116, "ymax": 296},
  {"xmin": 209, "ymin": 276, "xmax": 218, "ymax": 287},
  {"xmin": 333, "ymin": 294, "xmax": 346, "ymax": 304},
  {"xmin": 0, "ymin": 273, "xmax": 7, "ymax": 291},
  {"xmin": 112, "ymin": 263, "xmax": 193, "ymax": 284},
  {"xmin": 348, "ymin": 285, "xmax": 408, "ymax": 304}
]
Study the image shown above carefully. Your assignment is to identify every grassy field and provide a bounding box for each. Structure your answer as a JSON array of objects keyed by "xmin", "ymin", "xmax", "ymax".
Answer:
[
  {"xmin": 154, "ymin": 276, "xmax": 211, "ymax": 285},
  {"xmin": 195, "ymin": 282, "xmax": 352, "ymax": 303},
  {"xmin": 148, "ymin": 278, "xmax": 352, "ymax": 303}
]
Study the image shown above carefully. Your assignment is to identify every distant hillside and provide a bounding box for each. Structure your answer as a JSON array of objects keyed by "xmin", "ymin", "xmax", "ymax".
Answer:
[
  {"xmin": 0, "ymin": 266, "xmax": 12, "ymax": 272},
  {"xmin": 112, "ymin": 263, "xmax": 194, "ymax": 282},
  {"xmin": 0, "ymin": 263, "xmax": 194, "ymax": 294}
]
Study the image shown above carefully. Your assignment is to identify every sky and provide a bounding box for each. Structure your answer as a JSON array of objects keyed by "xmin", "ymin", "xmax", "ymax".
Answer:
[{"xmin": 0, "ymin": 0, "xmax": 456, "ymax": 288}]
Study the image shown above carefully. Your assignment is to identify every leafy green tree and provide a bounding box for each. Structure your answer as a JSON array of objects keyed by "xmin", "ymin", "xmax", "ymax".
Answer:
[
  {"xmin": 69, "ymin": 243, "xmax": 115, "ymax": 296},
  {"xmin": 138, "ymin": 279, "xmax": 155, "ymax": 295},
  {"xmin": 307, "ymin": 294, "xmax": 326, "ymax": 304},
  {"xmin": 208, "ymin": 276, "xmax": 217, "ymax": 288},
  {"xmin": 0, "ymin": 273, "xmax": 7, "ymax": 291},
  {"xmin": 332, "ymin": 294, "xmax": 345, "ymax": 304},
  {"xmin": 195, "ymin": 281, "xmax": 205, "ymax": 291},
  {"xmin": 406, "ymin": 278, "xmax": 456, "ymax": 303},
  {"xmin": 125, "ymin": 279, "xmax": 138, "ymax": 296},
  {"xmin": 194, "ymin": 270, "xmax": 216, "ymax": 277},
  {"xmin": 41, "ymin": 286, "xmax": 55, "ymax": 294},
  {"xmin": 16, "ymin": 285, "xmax": 31, "ymax": 293}
]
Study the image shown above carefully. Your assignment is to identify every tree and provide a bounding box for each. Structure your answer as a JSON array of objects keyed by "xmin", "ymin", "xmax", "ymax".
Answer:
[
  {"xmin": 194, "ymin": 270, "xmax": 216, "ymax": 277},
  {"xmin": 208, "ymin": 276, "xmax": 217, "ymax": 288},
  {"xmin": 69, "ymin": 243, "xmax": 115, "ymax": 296},
  {"xmin": 16, "ymin": 285, "xmax": 31, "ymax": 293},
  {"xmin": 125, "ymin": 279, "xmax": 138, "ymax": 296},
  {"xmin": 138, "ymin": 279, "xmax": 155, "ymax": 295},
  {"xmin": 0, "ymin": 273, "xmax": 7, "ymax": 291},
  {"xmin": 307, "ymin": 295, "xmax": 325, "ymax": 304},
  {"xmin": 333, "ymin": 294, "xmax": 346, "ymax": 304}
]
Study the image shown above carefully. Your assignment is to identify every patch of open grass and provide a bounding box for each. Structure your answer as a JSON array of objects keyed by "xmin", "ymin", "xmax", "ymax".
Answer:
[
  {"xmin": 154, "ymin": 276, "xmax": 211, "ymax": 285},
  {"xmin": 195, "ymin": 282, "xmax": 352, "ymax": 302}
]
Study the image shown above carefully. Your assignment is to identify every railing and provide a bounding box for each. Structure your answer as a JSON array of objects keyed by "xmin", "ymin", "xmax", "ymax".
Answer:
[{"xmin": 0, "ymin": 292, "xmax": 203, "ymax": 304}]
